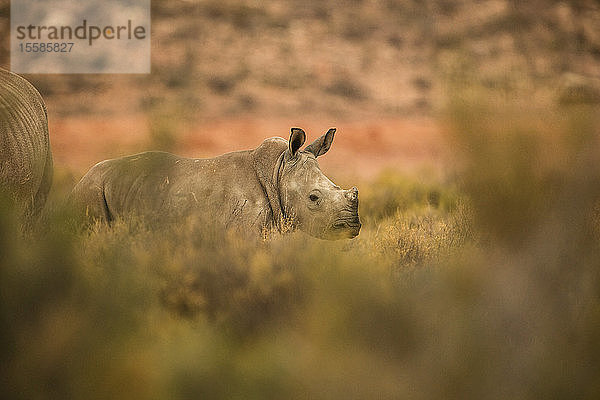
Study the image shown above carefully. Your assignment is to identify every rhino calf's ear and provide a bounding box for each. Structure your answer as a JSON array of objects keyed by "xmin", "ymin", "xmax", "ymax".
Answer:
[
  {"xmin": 306, "ymin": 128, "xmax": 336, "ymax": 157},
  {"xmin": 289, "ymin": 127, "xmax": 306, "ymax": 157}
]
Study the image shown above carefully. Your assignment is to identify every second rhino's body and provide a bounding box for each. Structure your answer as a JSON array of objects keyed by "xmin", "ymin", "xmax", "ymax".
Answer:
[{"xmin": 0, "ymin": 67, "xmax": 53, "ymax": 222}]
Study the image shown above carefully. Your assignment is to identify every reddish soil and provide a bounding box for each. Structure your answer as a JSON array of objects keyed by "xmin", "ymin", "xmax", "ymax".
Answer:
[{"xmin": 49, "ymin": 116, "xmax": 447, "ymax": 180}]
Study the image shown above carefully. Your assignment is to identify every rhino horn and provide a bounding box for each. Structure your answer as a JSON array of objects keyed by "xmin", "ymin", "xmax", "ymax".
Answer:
[{"xmin": 305, "ymin": 128, "xmax": 335, "ymax": 157}]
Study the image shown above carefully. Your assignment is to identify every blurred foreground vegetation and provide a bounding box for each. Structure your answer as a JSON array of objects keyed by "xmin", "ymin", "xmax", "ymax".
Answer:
[{"xmin": 2, "ymin": 102, "xmax": 600, "ymax": 399}]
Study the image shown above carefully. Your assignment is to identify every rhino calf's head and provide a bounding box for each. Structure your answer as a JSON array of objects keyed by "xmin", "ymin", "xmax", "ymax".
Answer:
[{"xmin": 277, "ymin": 128, "xmax": 361, "ymax": 240}]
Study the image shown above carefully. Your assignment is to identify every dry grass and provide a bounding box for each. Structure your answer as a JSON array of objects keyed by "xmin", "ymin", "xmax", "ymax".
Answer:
[{"xmin": 3, "ymin": 97, "xmax": 600, "ymax": 399}]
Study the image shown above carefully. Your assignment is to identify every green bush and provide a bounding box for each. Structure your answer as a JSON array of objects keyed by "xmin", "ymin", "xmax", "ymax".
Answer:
[{"xmin": 358, "ymin": 171, "xmax": 460, "ymax": 223}]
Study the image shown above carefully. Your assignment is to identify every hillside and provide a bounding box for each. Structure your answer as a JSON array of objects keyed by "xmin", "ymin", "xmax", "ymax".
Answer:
[
  {"xmin": 1, "ymin": 0, "xmax": 599, "ymax": 119},
  {"xmin": 0, "ymin": 0, "xmax": 599, "ymax": 178}
]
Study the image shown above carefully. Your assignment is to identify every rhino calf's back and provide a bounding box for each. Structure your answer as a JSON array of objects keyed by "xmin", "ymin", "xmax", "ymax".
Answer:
[{"xmin": 70, "ymin": 150, "xmax": 273, "ymax": 232}]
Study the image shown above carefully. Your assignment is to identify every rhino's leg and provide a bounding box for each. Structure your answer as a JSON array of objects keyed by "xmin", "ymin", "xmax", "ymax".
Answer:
[
  {"xmin": 98, "ymin": 187, "xmax": 113, "ymax": 223},
  {"xmin": 70, "ymin": 180, "xmax": 113, "ymax": 223}
]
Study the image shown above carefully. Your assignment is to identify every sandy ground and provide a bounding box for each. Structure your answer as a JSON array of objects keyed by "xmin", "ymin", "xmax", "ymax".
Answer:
[{"xmin": 49, "ymin": 116, "xmax": 447, "ymax": 181}]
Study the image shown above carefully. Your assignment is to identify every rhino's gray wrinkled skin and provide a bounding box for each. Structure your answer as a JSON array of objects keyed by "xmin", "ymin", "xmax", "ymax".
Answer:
[
  {"xmin": 0, "ymin": 67, "xmax": 53, "ymax": 221},
  {"xmin": 70, "ymin": 128, "xmax": 360, "ymax": 239}
]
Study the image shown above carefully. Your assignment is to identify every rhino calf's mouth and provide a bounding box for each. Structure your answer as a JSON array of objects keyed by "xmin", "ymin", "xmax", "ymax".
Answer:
[{"xmin": 332, "ymin": 210, "xmax": 361, "ymax": 238}]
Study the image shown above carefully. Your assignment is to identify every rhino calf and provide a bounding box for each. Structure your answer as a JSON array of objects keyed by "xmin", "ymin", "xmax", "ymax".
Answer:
[
  {"xmin": 70, "ymin": 128, "xmax": 361, "ymax": 239},
  {"xmin": 0, "ymin": 67, "xmax": 53, "ymax": 222}
]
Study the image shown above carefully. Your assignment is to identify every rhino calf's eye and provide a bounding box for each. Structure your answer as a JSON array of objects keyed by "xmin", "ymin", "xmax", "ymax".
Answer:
[{"xmin": 309, "ymin": 194, "xmax": 319, "ymax": 202}]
